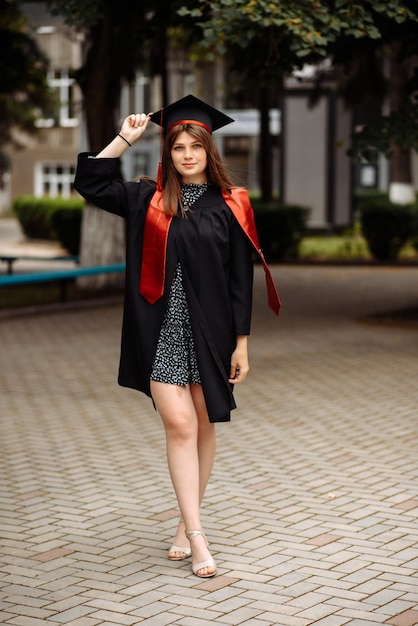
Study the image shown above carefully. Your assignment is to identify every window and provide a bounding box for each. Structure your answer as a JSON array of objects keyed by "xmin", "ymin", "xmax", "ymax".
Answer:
[
  {"xmin": 121, "ymin": 72, "xmax": 151, "ymax": 120},
  {"xmin": 36, "ymin": 69, "xmax": 78, "ymax": 128},
  {"xmin": 35, "ymin": 163, "xmax": 76, "ymax": 198}
]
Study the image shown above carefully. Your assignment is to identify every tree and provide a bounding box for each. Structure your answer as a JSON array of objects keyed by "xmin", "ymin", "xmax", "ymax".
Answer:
[
  {"xmin": 181, "ymin": 0, "xmax": 343, "ymax": 201},
  {"xmin": 180, "ymin": 0, "xmax": 418, "ymax": 203},
  {"xmin": 0, "ymin": 0, "xmax": 54, "ymax": 190},
  {"xmin": 343, "ymin": 43, "xmax": 418, "ymax": 204},
  {"xmin": 47, "ymin": 0, "xmax": 201, "ymax": 284}
]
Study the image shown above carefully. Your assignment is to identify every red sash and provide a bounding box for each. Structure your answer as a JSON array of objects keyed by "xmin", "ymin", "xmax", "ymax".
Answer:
[
  {"xmin": 139, "ymin": 189, "xmax": 281, "ymax": 315},
  {"xmin": 138, "ymin": 193, "xmax": 172, "ymax": 304}
]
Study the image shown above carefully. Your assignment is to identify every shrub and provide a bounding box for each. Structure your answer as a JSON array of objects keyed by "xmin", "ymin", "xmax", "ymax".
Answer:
[
  {"xmin": 353, "ymin": 189, "xmax": 389, "ymax": 207},
  {"xmin": 357, "ymin": 198, "xmax": 415, "ymax": 261},
  {"xmin": 13, "ymin": 195, "xmax": 55, "ymax": 239},
  {"xmin": 50, "ymin": 207, "xmax": 83, "ymax": 255},
  {"xmin": 13, "ymin": 196, "xmax": 84, "ymax": 254},
  {"xmin": 411, "ymin": 205, "xmax": 418, "ymax": 253},
  {"xmin": 251, "ymin": 199, "xmax": 309, "ymax": 261}
]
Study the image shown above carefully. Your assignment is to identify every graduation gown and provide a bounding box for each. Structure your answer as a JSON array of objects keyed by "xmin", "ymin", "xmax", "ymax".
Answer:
[{"xmin": 74, "ymin": 153, "xmax": 254, "ymax": 423}]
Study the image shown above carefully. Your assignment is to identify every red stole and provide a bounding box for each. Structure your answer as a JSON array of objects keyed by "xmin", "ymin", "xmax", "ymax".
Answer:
[{"xmin": 139, "ymin": 189, "xmax": 281, "ymax": 315}]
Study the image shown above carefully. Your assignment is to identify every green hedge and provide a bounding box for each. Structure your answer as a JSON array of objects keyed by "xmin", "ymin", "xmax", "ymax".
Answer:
[
  {"xmin": 411, "ymin": 206, "xmax": 418, "ymax": 253},
  {"xmin": 251, "ymin": 200, "xmax": 309, "ymax": 261},
  {"xmin": 13, "ymin": 196, "xmax": 84, "ymax": 255},
  {"xmin": 13, "ymin": 196, "xmax": 55, "ymax": 240},
  {"xmin": 357, "ymin": 197, "xmax": 415, "ymax": 261},
  {"xmin": 50, "ymin": 208, "xmax": 83, "ymax": 255}
]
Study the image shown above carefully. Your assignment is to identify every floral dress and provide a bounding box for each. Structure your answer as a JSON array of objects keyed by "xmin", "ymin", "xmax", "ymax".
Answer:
[{"xmin": 150, "ymin": 182, "xmax": 208, "ymax": 386}]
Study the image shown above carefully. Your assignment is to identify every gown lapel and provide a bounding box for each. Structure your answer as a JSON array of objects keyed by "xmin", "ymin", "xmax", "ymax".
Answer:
[{"xmin": 139, "ymin": 188, "xmax": 281, "ymax": 315}]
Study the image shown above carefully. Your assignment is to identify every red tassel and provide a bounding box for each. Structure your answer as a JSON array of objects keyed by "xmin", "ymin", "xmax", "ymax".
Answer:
[
  {"xmin": 156, "ymin": 108, "xmax": 164, "ymax": 191},
  {"xmin": 157, "ymin": 161, "xmax": 163, "ymax": 192}
]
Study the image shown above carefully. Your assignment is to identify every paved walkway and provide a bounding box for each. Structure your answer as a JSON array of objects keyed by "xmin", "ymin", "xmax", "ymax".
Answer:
[{"xmin": 1, "ymin": 256, "xmax": 418, "ymax": 625}]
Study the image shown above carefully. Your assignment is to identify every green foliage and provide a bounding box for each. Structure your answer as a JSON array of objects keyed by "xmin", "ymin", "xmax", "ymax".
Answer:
[
  {"xmin": 13, "ymin": 196, "xmax": 55, "ymax": 239},
  {"xmin": 250, "ymin": 200, "xmax": 309, "ymax": 261},
  {"xmin": 47, "ymin": 0, "xmax": 103, "ymax": 28},
  {"xmin": 299, "ymin": 233, "xmax": 371, "ymax": 260},
  {"xmin": 0, "ymin": 0, "xmax": 56, "ymax": 150},
  {"xmin": 47, "ymin": 0, "xmax": 201, "ymax": 150},
  {"xmin": 50, "ymin": 208, "xmax": 83, "ymax": 255},
  {"xmin": 13, "ymin": 196, "xmax": 84, "ymax": 254},
  {"xmin": 350, "ymin": 97, "xmax": 418, "ymax": 161},
  {"xmin": 357, "ymin": 198, "xmax": 415, "ymax": 260},
  {"xmin": 411, "ymin": 206, "xmax": 418, "ymax": 253},
  {"xmin": 179, "ymin": 1, "xmax": 418, "ymax": 72},
  {"xmin": 179, "ymin": 0, "xmax": 418, "ymax": 167},
  {"xmin": 354, "ymin": 189, "xmax": 389, "ymax": 204}
]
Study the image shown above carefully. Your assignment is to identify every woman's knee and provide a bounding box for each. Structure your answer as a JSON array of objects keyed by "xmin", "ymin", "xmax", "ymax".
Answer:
[
  {"xmin": 150, "ymin": 381, "xmax": 197, "ymax": 440},
  {"xmin": 163, "ymin": 411, "xmax": 197, "ymax": 442}
]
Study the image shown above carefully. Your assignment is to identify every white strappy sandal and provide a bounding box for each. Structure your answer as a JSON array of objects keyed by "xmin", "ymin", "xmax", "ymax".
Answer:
[
  {"xmin": 168, "ymin": 519, "xmax": 191, "ymax": 561},
  {"xmin": 185, "ymin": 529, "xmax": 217, "ymax": 578}
]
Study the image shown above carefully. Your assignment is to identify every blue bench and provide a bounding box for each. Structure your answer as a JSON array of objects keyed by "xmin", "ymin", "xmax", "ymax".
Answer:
[
  {"xmin": 0, "ymin": 264, "xmax": 126, "ymax": 301},
  {"xmin": 0, "ymin": 254, "xmax": 79, "ymax": 274}
]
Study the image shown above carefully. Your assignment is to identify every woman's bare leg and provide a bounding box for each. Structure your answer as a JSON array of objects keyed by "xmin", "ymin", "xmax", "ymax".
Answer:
[
  {"xmin": 168, "ymin": 384, "xmax": 216, "ymax": 558},
  {"xmin": 190, "ymin": 383, "xmax": 216, "ymax": 503},
  {"xmin": 151, "ymin": 380, "xmax": 216, "ymax": 576}
]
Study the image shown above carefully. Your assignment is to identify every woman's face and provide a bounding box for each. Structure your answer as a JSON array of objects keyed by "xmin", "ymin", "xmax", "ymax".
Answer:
[{"xmin": 171, "ymin": 131, "xmax": 208, "ymax": 184}]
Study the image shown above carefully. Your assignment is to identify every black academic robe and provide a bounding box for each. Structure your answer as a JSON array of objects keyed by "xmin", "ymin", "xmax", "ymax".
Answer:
[{"xmin": 73, "ymin": 153, "xmax": 254, "ymax": 423}]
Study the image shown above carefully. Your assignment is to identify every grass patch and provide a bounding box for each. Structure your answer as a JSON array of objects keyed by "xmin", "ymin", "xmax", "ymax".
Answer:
[{"xmin": 299, "ymin": 234, "xmax": 418, "ymax": 262}]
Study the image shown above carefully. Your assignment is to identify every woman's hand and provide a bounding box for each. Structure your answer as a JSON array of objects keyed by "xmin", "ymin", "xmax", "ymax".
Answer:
[
  {"xmin": 229, "ymin": 336, "xmax": 249, "ymax": 384},
  {"xmin": 95, "ymin": 113, "xmax": 152, "ymax": 158},
  {"xmin": 119, "ymin": 113, "xmax": 151, "ymax": 146}
]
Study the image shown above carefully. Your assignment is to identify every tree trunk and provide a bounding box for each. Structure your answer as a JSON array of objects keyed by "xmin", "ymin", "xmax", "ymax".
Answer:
[
  {"xmin": 77, "ymin": 6, "xmax": 126, "ymax": 288},
  {"xmin": 388, "ymin": 42, "xmax": 415, "ymax": 204},
  {"xmin": 78, "ymin": 204, "xmax": 125, "ymax": 288}
]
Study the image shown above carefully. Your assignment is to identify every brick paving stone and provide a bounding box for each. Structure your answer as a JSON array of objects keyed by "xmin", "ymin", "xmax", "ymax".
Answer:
[
  {"xmin": 377, "ymin": 601, "xmax": 418, "ymax": 617},
  {"xmin": 178, "ymin": 618, "xmax": 230, "ymax": 626},
  {"xmin": 313, "ymin": 618, "xmax": 352, "ymax": 626},
  {"xmin": 250, "ymin": 612, "xmax": 309, "ymax": 626},
  {"xmin": 2, "ymin": 618, "xmax": 61, "ymax": 626},
  {"xmin": 339, "ymin": 608, "xmax": 394, "ymax": 626},
  {"xmin": 1, "ymin": 265, "xmax": 418, "ymax": 625},
  {"xmin": 66, "ymin": 617, "xmax": 103, "ymax": 626},
  {"xmin": 85, "ymin": 610, "xmax": 140, "ymax": 624},
  {"xmin": 385, "ymin": 609, "xmax": 418, "ymax": 625},
  {"xmin": 237, "ymin": 616, "xmax": 282, "ymax": 626},
  {"xmin": 342, "ymin": 619, "xmax": 390, "ymax": 626},
  {"xmin": 296, "ymin": 602, "xmax": 341, "ymax": 621},
  {"xmin": 136, "ymin": 616, "xmax": 178, "ymax": 626}
]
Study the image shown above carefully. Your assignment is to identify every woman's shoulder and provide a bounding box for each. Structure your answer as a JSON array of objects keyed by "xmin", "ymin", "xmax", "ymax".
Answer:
[
  {"xmin": 126, "ymin": 177, "xmax": 157, "ymax": 201},
  {"xmin": 223, "ymin": 187, "xmax": 252, "ymax": 209},
  {"xmin": 229, "ymin": 187, "xmax": 250, "ymax": 200}
]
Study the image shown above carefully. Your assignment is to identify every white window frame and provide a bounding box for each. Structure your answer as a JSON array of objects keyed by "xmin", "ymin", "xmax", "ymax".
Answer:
[
  {"xmin": 34, "ymin": 163, "xmax": 76, "ymax": 198},
  {"xmin": 36, "ymin": 69, "xmax": 79, "ymax": 128}
]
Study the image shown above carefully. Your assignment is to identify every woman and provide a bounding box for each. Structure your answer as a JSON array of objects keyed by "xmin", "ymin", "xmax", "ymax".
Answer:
[{"xmin": 74, "ymin": 95, "xmax": 280, "ymax": 578}]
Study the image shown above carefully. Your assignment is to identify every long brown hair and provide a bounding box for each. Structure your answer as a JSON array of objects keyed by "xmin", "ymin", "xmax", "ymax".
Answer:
[{"xmin": 161, "ymin": 124, "xmax": 235, "ymax": 216}]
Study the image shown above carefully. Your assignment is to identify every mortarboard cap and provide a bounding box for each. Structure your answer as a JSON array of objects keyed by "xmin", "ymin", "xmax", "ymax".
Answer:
[{"xmin": 150, "ymin": 94, "xmax": 234, "ymax": 134}]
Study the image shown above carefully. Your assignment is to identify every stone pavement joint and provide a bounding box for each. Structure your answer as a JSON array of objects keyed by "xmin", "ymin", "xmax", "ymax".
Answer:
[{"xmin": 1, "ymin": 264, "xmax": 418, "ymax": 625}]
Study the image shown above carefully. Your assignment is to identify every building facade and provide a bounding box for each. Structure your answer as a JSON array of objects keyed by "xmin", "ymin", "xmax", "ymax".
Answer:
[
  {"xmin": 7, "ymin": 3, "xmax": 416, "ymax": 230},
  {"xmin": 6, "ymin": 3, "xmax": 82, "ymax": 207}
]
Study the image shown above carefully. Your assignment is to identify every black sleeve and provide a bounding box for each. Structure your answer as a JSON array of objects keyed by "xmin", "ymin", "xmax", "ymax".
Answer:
[
  {"xmin": 73, "ymin": 152, "xmax": 134, "ymax": 219},
  {"xmin": 229, "ymin": 217, "xmax": 254, "ymax": 336}
]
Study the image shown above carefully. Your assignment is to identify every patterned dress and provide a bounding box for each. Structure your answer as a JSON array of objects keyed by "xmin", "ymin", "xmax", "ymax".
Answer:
[{"xmin": 150, "ymin": 182, "xmax": 208, "ymax": 386}]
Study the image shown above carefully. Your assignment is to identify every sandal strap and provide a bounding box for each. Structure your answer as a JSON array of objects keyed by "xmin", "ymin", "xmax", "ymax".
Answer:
[
  {"xmin": 168, "ymin": 544, "xmax": 191, "ymax": 555},
  {"xmin": 185, "ymin": 529, "xmax": 216, "ymax": 578},
  {"xmin": 185, "ymin": 529, "xmax": 208, "ymax": 546},
  {"xmin": 192, "ymin": 557, "xmax": 216, "ymax": 576}
]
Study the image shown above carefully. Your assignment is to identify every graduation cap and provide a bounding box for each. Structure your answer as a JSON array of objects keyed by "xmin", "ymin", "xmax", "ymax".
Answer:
[
  {"xmin": 150, "ymin": 94, "xmax": 234, "ymax": 190},
  {"xmin": 150, "ymin": 94, "xmax": 234, "ymax": 135}
]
